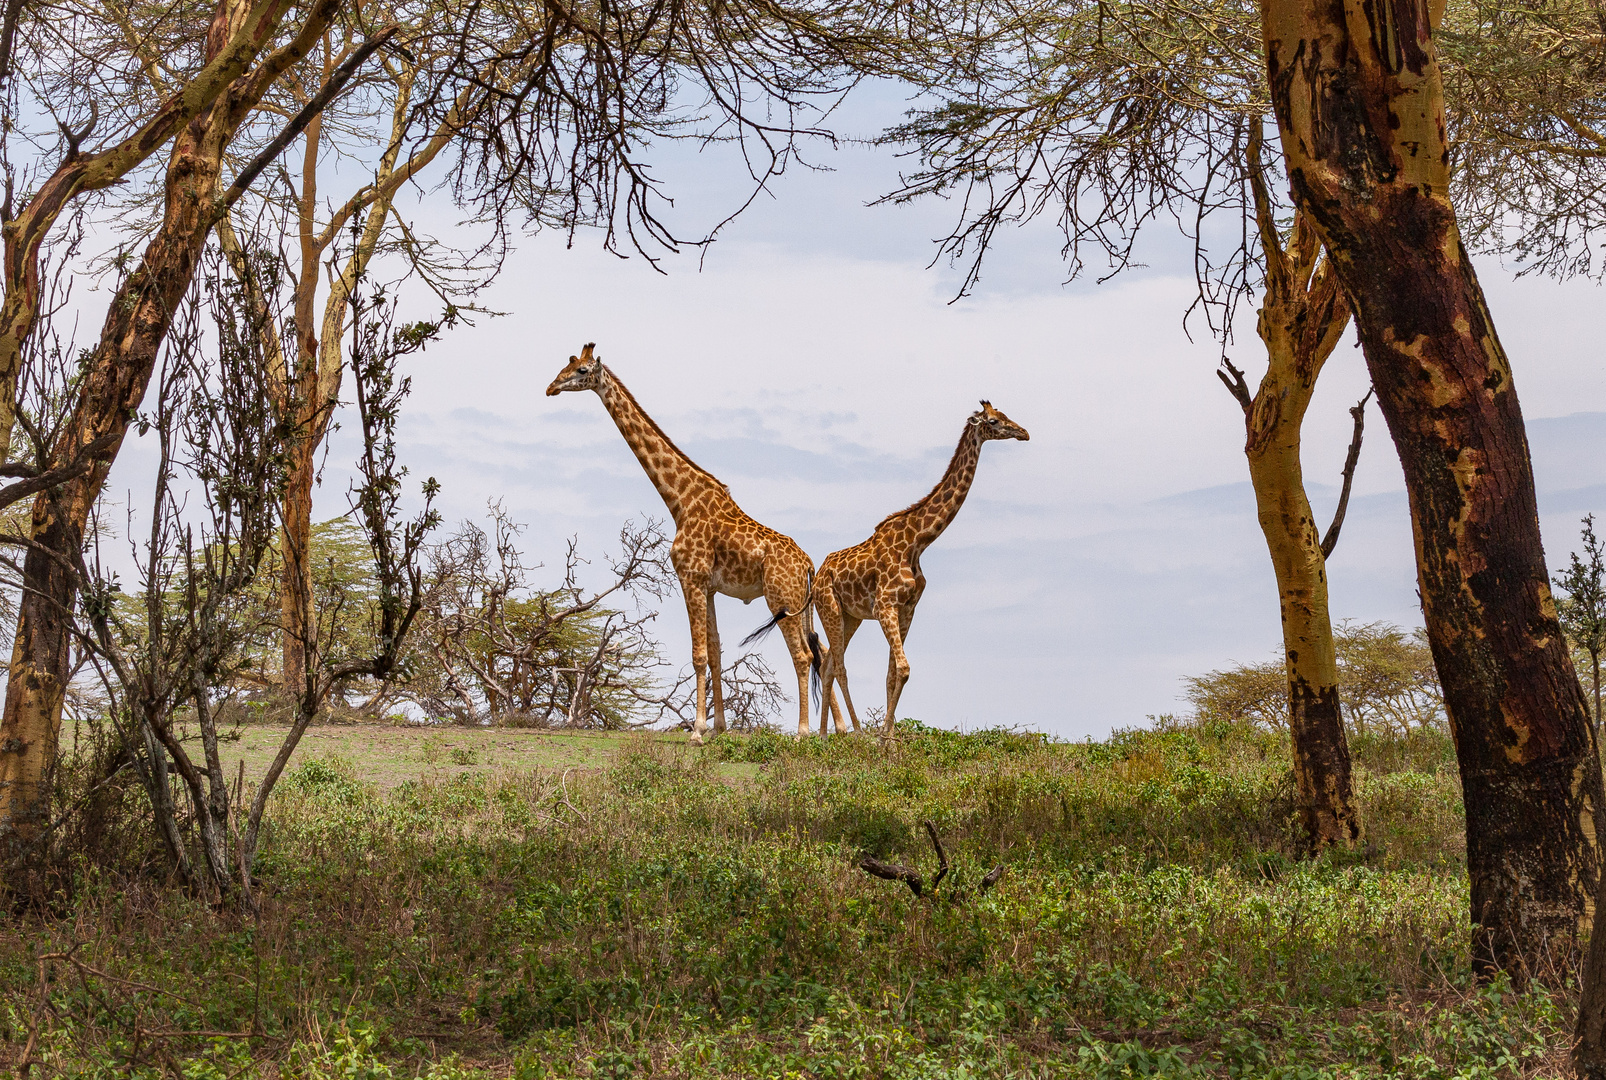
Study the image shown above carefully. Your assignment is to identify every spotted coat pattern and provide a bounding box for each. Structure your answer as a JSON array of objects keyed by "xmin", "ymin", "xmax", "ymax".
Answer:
[
  {"xmin": 548, "ymin": 345, "xmax": 819, "ymax": 741},
  {"xmin": 815, "ymin": 402, "xmax": 1029, "ymax": 739}
]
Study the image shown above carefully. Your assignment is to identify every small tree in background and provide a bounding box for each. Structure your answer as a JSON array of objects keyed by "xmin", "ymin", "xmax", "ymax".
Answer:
[
  {"xmin": 1186, "ymin": 622, "xmax": 1446, "ymax": 736},
  {"xmin": 1556, "ymin": 515, "xmax": 1606, "ymax": 745}
]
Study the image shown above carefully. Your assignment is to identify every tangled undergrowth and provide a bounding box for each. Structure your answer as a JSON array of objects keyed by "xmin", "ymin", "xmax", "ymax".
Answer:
[{"xmin": 0, "ymin": 718, "xmax": 1571, "ymax": 1078}]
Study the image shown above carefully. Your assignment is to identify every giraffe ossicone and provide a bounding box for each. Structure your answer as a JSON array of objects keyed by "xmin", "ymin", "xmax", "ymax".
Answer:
[{"xmin": 546, "ymin": 343, "xmax": 823, "ymax": 742}]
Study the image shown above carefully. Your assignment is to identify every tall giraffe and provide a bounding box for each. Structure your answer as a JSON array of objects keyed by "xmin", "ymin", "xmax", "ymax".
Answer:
[
  {"xmin": 546, "ymin": 344, "xmax": 822, "ymax": 741},
  {"xmin": 815, "ymin": 401, "xmax": 1029, "ymax": 739}
]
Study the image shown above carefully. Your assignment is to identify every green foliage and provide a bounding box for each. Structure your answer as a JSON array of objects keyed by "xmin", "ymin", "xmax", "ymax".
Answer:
[
  {"xmin": 1556, "ymin": 514, "xmax": 1606, "ymax": 723},
  {"xmin": 1184, "ymin": 621, "xmax": 1445, "ymax": 735},
  {"xmin": 281, "ymin": 755, "xmax": 367, "ymax": 805},
  {"xmin": 5, "ymin": 720, "xmax": 1559, "ymax": 1078}
]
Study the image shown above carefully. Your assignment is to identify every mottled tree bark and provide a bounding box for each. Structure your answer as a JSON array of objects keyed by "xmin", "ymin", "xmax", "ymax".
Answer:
[
  {"xmin": 0, "ymin": 0, "xmax": 339, "ymax": 865},
  {"xmin": 1260, "ymin": 0, "xmax": 1602, "ymax": 980},
  {"xmin": 1226, "ymin": 125, "xmax": 1362, "ymax": 853}
]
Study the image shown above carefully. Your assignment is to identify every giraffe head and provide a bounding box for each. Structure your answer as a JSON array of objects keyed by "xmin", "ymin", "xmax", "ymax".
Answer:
[
  {"xmin": 546, "ymin": 343, "xmax": 605, "ymax": 396},
  {"xmin": 968, "ymin": 400, "xmax": 1030, "ymax": 441}
]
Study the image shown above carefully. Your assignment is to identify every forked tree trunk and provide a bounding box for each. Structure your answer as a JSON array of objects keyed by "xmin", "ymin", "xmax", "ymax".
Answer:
[
  {"xmin": 1260, "ymin": 0, "xmax": 1602, "ymax": 979},
  {"xmin": 1227, "ymin": 126, "xmax": 1363, "ymax": 854}
]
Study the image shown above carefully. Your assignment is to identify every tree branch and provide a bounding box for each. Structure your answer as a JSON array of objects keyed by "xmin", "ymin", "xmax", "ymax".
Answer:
[
  {"xmin": 215, "ymin": 25, "xmax": 399, "ymax": 217},
  {"xmin": 0, "ymin": 431, "xmax": 118, "ymax": 512},
  {"xmin": 1320, "ymin": 388, "xmax": 1373, "ymax": 559},
  {"xmin": 1217, "ymin": 358, "xmax": 1253, "ymax": 413}
]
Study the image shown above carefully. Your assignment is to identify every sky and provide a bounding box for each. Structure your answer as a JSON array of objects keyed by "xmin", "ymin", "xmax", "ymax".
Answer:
[{"xmin": 95, "ymin": 83, "xmax": 1606, "ymax": 740}]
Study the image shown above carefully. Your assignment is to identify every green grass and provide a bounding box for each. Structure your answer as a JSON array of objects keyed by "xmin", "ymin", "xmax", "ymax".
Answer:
[
  {"xmin": 0, "ymin": 719, "xmax": 1572, "ymax": 1077},
  {"xmin": 59, "ymin": 718, "xmax": 764, "ymax": 789}
]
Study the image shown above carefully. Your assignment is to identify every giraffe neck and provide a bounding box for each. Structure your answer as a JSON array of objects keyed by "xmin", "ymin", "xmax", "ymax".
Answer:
[
  {"xmin": 595, "ymin": 366, "xmax": 728, "ymax": 526},
  {"xmin": 903, "ymin": 425, "xmax": 985, "ymax": 551}
]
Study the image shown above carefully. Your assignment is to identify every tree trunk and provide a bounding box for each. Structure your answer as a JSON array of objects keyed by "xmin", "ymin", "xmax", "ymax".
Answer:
[
  {"xmin": 0, "ymin": 0, "xmax": 339, "ymax": 865},
  {"xmin": 1232, "ymin": 130, "xmax": 1362, "ymax": 855},
  {"xmin": 1261, "ymin": 0, "xmax": 1602, "ymax": 979},
  {"xmin": 1244, "ymin": 411, "xmax": 1361, "ymax": 852},
  {"xmin": 279, "ymin": 441, "xmax": 317, "ymax": 695}
]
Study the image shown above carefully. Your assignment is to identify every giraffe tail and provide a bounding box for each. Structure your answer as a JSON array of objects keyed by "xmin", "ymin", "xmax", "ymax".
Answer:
[
  {"xmin": 739, "ymin": 570, "xmax": 819, "ymax": 662},
  {"xmin": 807, "ymin": 628, "xmax": 824, "ymax": 712},
  {"xmin": 739, "ymin": 608, "xmax": 786, "ymax": 648}
]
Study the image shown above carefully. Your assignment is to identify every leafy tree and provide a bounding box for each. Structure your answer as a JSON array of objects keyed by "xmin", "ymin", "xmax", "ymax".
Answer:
[
  {"xmin": 1556, "ymin": 515, "xmax": 1606, "ymax": 744},
  {"xmin": 1186, "ymin": 621, "xmax": 1446, "ymax": 736}
]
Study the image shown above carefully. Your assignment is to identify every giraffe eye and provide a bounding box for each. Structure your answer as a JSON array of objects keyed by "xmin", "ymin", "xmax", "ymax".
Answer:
[
  {"xmin": 987, "ymin": 417, "xmax": 999, "ymax": 425},
  {"xmin": 578, "ymin": 365, "xmax": 592, "ymax": 374}
]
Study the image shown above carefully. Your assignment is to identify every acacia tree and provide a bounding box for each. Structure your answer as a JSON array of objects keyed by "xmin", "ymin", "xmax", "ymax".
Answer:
[
  {"xmin": 215, "ymin": 0, "xmax": 503, "ymax": 701},
  {"xmin": 0, "ymin": 0, "xmax": 310, "ymax": 469},
  {"xmin": 881, "ymin": 0, "xmax": 1606, "ymax": 970},
  {"xmin": 875, "ymin": 0, "xmax": 1366, "ymax": 852},
  {"xmin": 1258, "ymin": 0, "xmax": 1601, "ymax": 982},
  {"xmin": 0, "ymin": 0, "xmax": 368, "ymax": 863},
  {"xmin": 1214, "ymin": 118, "xmax": 1369, "ymax": 851}
]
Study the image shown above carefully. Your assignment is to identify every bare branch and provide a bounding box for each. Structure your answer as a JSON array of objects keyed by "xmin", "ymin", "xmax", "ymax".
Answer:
[
  {"xmin": 1217, "ymin": 358, "xmax": 1253, "ymax": 413},
  {"xmin": 1320, "ymin": 388, "xmax": 1373, "ymax": 560}
]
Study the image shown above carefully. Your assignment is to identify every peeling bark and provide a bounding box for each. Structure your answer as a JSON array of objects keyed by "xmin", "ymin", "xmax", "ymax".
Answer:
[
  {"xmin": 0, "ymin": 0, "xmax": 299, "ymax": 467},
  {"xmin": 1260, "ymin": 0, "xmax": 1602, "ymax": 979},
  {"xmin": 1223, "ymin": 121, "xmax": 1362, "ymax": 855}
]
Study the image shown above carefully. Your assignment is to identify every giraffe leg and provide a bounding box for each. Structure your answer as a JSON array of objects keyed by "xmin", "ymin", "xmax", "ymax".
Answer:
[
  {"xmin": 814, "ymin": 586, "xmax": 848, "ymax": 736},
  {"xmin": 706, "ymin": 590, "xmax": 726, "ymax": 734},
  {"xmin": 834, "ymin": 616, "xmax": 865, "ymax": 734},
  {"xmin": 682, "ymin": 585, "xmax": 712, "ymax": 745},
  {"xmin": 777, "ymin": 614, "xmax": 815, "ymax": 739},
  {"xmin": 762, "ymin": 563, "xmax": 818, "ymax": 739},
  {"xmin": 878, "ymin": 605, "xmax": 911, "ymax": 742}
]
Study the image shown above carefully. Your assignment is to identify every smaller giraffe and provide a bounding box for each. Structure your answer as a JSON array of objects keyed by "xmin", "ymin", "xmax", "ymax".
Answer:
[
  {"xmin": 815, "ymin": 402, "xmax": 1030, "ymax": 739},
  {"xmin": 546, "ymin": 344, "xmax": 823, "ymax": 742}
]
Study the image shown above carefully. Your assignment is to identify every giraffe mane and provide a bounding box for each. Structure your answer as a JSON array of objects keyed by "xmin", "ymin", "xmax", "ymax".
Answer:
[
  {"xmin": 603, "ymin": 366, "xmax": 730, "ymax": 494},
  {"xmin": 872, "ymin": 421, "xmax": 979, "ymax": 532}
]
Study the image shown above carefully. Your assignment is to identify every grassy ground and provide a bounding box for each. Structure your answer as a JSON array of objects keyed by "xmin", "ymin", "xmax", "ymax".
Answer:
[
  {"xmin": 60, "ymin": 721, "xmax": 762, "ymax": 790},
  {"xmin": 0, "ymin": 719, "xmax": 1574, "ymax": 1078}
]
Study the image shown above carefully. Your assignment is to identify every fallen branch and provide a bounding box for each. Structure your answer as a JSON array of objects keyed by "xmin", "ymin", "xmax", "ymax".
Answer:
[
  {"xmin": 859, "ymin": 855, "xmax": 927, "ymax": 897},
  {"xmin": 856, "ymin": 821, "xmax": 1005, "ymax": 901}
]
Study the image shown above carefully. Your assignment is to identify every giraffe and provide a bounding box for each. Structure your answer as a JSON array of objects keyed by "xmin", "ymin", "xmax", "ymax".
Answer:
[
  {"xmin": 546, "ymin": 344, "xmax": 822, "ymax": 742},
  {"xmin": 815, "ymin": 401, "xmax": 1029, "ymax": 740}
]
